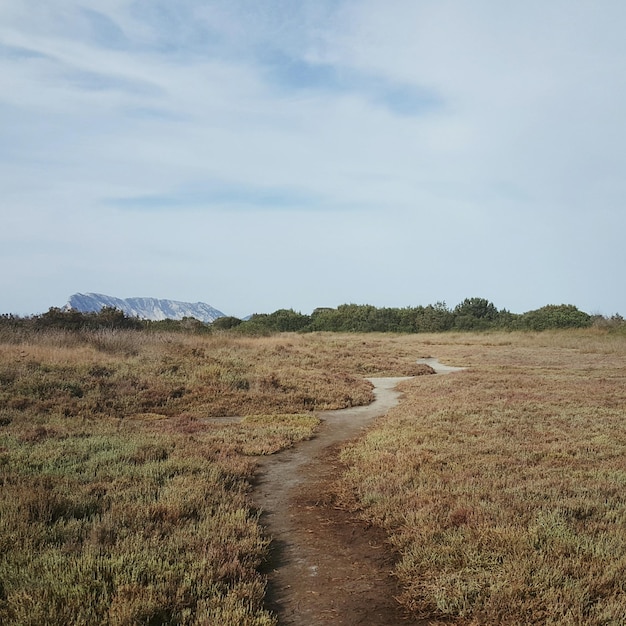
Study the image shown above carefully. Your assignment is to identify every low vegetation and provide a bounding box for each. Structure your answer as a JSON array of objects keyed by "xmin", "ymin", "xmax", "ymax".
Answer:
[
  {"xmin": 1, "ymin": 418, "xmax": 276, "ymax": 625},
  {"xmin": 230, "ymin": 299, "xmax": 617, "ymax": 335},
  {"xmin": 0, "ymin": 327, "xmax": 424, "ymax": 624},
  {"xmin": 336, "ymin": 330, "xmax": 626, "ymax": 624},
  {"xmin": 5, "ymin": 297, "xmax": 624, "ymax": 337},
  {"xmin": 2, "ymin": 321, "xmax": 625, "ymax": 624}
]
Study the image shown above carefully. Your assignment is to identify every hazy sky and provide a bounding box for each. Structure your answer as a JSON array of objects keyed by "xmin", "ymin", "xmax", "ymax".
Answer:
[{"xmin": 2, "ymin": 1, "xmax": 625, "ymax": 318}]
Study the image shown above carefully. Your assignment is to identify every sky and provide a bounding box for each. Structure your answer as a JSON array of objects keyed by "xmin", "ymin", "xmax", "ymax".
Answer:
[{"xmin": 2, "ymin": 1, "xmax": 625, "ymax": 318}]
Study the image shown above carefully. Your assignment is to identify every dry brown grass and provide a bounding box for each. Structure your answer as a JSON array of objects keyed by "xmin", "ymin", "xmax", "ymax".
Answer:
[
  {"xmin": 0, "ymin": 331, "xmax": 425, "ymax": 423},
  {"xmin": 6, "ymin": 327, "xmax": 623, "ymax": 623},
  {"xmin": 337, "ymin": 330, "xmax": 626, "ymax": 624},
  {"xmin": 0, "ymin": 328, "xmax": 426, "ymax": 624}
]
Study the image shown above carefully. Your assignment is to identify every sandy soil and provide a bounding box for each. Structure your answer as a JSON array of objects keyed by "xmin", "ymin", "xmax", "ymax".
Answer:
[{"xmin": 252, "ymin": 360, "xmax": 464, "ymax": 625}]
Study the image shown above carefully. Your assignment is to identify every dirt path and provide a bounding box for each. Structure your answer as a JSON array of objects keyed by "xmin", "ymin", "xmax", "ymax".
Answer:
[{"xmin": 252, "ymin": 360, "xmax": 464, "ymax": 625}]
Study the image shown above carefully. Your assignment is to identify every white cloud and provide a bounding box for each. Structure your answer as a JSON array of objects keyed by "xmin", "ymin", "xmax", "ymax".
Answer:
[{"xmin": 1, "ymin": 1, "xmax": 625, "ymax": 316}]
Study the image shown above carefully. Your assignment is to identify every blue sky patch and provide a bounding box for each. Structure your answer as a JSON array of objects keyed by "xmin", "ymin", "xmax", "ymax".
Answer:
[
  {"xmin": 109, "ymin": 181, "xmax": 322, "ymax": 211},
  {"xmin": 63, "ymin": 68, "xmax": 163, "ymax": 96},
  {"xmin": 0, "ymin": 43, "xmax": 49, "ymax": 60},
  {"xmin": 79, "ymin": 8, "xmax": 130, "ymax": 50},
  {"xmin": 261, "ymin": 50, "xmax": 442, "ymax": 116}
]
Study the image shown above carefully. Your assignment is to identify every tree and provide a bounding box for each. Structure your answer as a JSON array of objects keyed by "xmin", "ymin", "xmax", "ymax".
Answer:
[
  {"xmin": 212, "ymin": 316, "xmax": 243, "ymax": 330},
  {"xmin": 238, "ymin": 309, "xmax": 310, "ymax": 334},
  {"xmin": 415, "ymin": 302, "xmax": 455, "ymax": 332},
  {"xmin": 453, "ymin": 298, "xmax": 499, "ymax": 330},
  {"xmin": 520, "ymin": 305, "xmax": 592, "ymax": 330}
]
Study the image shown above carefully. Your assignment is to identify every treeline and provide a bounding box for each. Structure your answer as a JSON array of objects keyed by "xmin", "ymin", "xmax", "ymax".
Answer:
[
  {"xmin": 226, "ymin": 299, "xmax": 602, "ymax": 334},
  {"xmin": 2, "ymin": 299, "xmax": 624, "ymax": 336},
  {"xmin": 0, "ymin": 307, "xmax": 210, "ymax": 334}
]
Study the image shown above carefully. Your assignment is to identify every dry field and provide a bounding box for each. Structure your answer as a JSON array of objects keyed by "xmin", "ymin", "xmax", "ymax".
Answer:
[
  {"xmin": 337, "ymin": 330, "xmax": 626, "ymax": 624},
  {"xmin": 2, "ymin": 327, "xmax": 625, "ymax": 624},
  {"xmin": 0, "ymin": 328, "xmax": 424, "ymax": 625}
]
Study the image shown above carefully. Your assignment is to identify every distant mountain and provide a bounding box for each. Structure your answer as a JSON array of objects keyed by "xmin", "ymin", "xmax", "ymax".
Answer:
[{"xmin": 66, "ymin": 293, "xmax": 225, "ymax": 323}]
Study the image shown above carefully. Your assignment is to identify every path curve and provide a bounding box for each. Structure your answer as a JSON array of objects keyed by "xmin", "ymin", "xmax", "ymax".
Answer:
[
  {"xmin": 417, "ymin": 357, "xmax": 466, "ymax": 374},
  {"xmin": 252, "ymin": 359, "xmax": 464, "ymax": 625}
]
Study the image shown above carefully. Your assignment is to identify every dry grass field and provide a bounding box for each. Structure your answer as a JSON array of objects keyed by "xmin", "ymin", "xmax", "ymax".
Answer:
[
  {"xmin": 1, "ymin": 327, "xmax": 625, "ymax": 624},
  {"xmin": 337, "ymin": 330, "xmax": 626, "ymax": 624},
  {"xmin": 0, "ymin": 328, "xmax": 424, "ymax": 625}
]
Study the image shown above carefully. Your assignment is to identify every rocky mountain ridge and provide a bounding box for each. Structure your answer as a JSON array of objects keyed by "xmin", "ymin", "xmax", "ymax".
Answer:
[{"xmin": 66, "ymin": 293, "xmax": 225, "ymax": 323}]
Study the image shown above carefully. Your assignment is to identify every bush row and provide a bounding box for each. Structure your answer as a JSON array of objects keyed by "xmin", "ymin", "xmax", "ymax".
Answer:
[
  {"xmin": 3, "ymin": 299, "xmax": 623, "ymax": 336},
  {"xmin": 228, "ymin": 299, "xmax": 613, "ymax": 335}
]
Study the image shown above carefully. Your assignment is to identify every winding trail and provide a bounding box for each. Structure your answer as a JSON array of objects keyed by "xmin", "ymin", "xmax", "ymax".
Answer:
[
  {"xmin": 252, "ymin": 359, "xmax": 464, "ymax": 625},
  {"xmin": 416, "ymin": 357, "xmax": 467, "ymax": 374}
]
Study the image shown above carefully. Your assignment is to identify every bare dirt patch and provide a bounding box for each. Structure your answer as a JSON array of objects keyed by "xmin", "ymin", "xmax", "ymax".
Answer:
[{"xmin": 252, "ymin": 369, "xmax": 449, "ymax": 625}]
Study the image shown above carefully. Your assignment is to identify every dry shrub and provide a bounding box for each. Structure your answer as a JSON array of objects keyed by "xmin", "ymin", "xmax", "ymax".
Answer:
[
  {"xmin": 126, "ymin": 443, "xmax": 170, "ymax": 464},
  {"xmin": 11, "ymin": 327, "xmax": 607, "ymax": 624},
  {"xmin": 337, "ymin": 330, "xmax": 626, "ymax": 624},
  {"xmin": 18, "ymin": 425, "xmax": 58, "ymax": 443},
  {"xmin": 1, "ymin": 331, "xmax": 421, "ymax": 422}
]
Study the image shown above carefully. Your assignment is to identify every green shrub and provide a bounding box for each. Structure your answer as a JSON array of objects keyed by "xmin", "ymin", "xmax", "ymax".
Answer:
[{"xmin": 520, "ymin": 304, "xmax": 592, "ymax": 330}]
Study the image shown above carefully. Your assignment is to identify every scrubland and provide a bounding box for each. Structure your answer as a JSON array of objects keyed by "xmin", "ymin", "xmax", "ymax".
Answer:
[
  {"xmin": 337, "ymin": 330, "xmax": 626, "ymax": 624},
  {"xmin": 2, "ymin": 326, "xmax": 625, "ymax": 624},
  {"xmin": 0, "ymin": 328, "xmax": 422, "ymax": 625}
]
